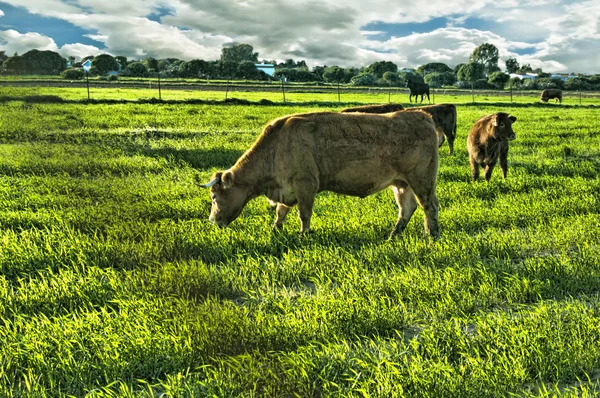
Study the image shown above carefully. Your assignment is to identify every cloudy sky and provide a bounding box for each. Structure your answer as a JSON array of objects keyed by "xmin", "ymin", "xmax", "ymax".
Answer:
[{"xmin": 0, "ymin": 0, "xmax": 599, "ymax": 73}]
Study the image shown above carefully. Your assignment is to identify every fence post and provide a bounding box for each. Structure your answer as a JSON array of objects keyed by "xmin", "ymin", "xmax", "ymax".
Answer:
[
  {"xmin": 225, "ymin": 78, "xmax": 230, "ymax": 100},
  {"xmin": 510, "ymin": 83, "xmax": 512, "ymax": 103},
  {"xmin": 157, "ymin": 71, "xmax": 162, "ymax": 100},
  {"xmin": 281, "ymin": 78, "xmax": 286, "ymax": 103},
  {"xmin": 471, "ymin": 82, "xmax": 475, "ymax": 104},
  {"xmin": 337, "ymin": 82, "xmax": 341, "ymax": 103},
  {"xmin": 432, "ymin": 89, "xmax": 435, "ymax": 104},
  {"xmin": 579, "ymin": 90, "xmax": 582, "ymax": 105},
  {"xmin": 85, "ymin": 72, "xmax": 90, "ymax": 100}
]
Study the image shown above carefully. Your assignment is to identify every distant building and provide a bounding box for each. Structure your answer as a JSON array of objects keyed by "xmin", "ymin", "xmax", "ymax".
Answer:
[
  {"xmin": 255, "ymin": 63, "xmax": 275, "ymax": 76},
  {"xmin": 509, "ymin": 73, "xmax": 537, "ymax": 80}
]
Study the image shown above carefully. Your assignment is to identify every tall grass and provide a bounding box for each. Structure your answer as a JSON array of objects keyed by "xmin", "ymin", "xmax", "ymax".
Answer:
[{"xmin": 0, "ymin": 94, "xmax": 599, "ymax": 396}]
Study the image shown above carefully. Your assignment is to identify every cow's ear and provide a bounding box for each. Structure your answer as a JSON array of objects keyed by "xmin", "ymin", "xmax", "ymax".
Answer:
[
  {"xmin": 509, "ymin": 115, "xmax": 517, "ymax": 123},
  {"xmin": 221, "ymin": 170, "xmax": 235, "ymax": 189}
]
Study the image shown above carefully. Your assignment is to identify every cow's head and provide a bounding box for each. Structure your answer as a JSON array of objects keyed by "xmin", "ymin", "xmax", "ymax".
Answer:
[
  {"xmin": 201, "ymin": 170, "xmax": 254, "ymax": 228},
  {"xmin": 492, "ymin": 113, "xmax": 517, "ymax": 141}
]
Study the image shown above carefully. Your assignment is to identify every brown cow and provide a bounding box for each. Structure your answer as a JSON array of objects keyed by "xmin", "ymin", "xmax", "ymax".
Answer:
[
  {"xmin": 540, "ymin": 89, "xmax": 562, "ymax": 103},
  {"xmin": 341, "ymin": 103, "xmax": 404, "ymax": 114},
  {"xmin": 467, "ymin": 112, "xmax": 517, "ymax": 182},
  {"xmin": 340, "ymin": 103, "xmax": 457, "ymax": 155},
  {"xmin": 202, "ymin": 111, "xmax": 441, "ymax": 239}
]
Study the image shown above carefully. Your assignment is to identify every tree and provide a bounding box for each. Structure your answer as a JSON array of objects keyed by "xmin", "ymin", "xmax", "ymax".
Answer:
[
  {"xmin": 179, "ymin": 59, "xmax": 211, "ymax": 78},
  {"xmin": 92, "ymin": 54, "xmax": 119, "ymax": 75},
  {"xmin": 470, "ymin": 43, "xmax": 499, "ymax": 75},
  {"xmin": 457, "ymin": 62, "xmax": 485, "ymax": 84},
  {"xmin": 505, "ymin": 57, "xmax": 519, "ymax": 74},
  {"xmin": 142, "ymin": 57, "xmax": 159, "ymax": 72},
  {"xmin": 517, "ymin": 64, "xmax": 533, "ymax": 74},
  {"xmin": 417, "ymin": 62, "xmax": 452, "ymax": 76},
  {"xmin": 424, "ymin": 71, "xmax": 456, "ymax": 88},
  {"xmin": 351, "ymin": 73, "xmax": 377, "ymax": 86},
  {"xmin": 236, "ymin": 60, "xmax": 259, "ymax": 79},
  {"xmin": 125, "ymin": 61, "xmax": 147, "ymax": 77},
  {"xmin": 382, "ymin": 71, "xmax": 400, "ymax": 85},
  {"xmin": 219, "ymin": 60, "xmax": 238, "ymax": 78},
  {"xmin": 364, "ymin": 61, "xmax": 397, "ymax": 78},
  {"xmin": 61, "ymin": 68, "xmax": 84, "ymax": 80},
  {"xmin": 220, "ymin": 43, "xmax": 258, "ymax": 64},
  {"xmin": 1, "ymin": 49, "xmax": 66, "ymax": 75},
  {"xmin": 323, "ymin": 66, "xmax": 350, "ymax": 83},
  {"xmin": 115, "ymin": 56, "xmax": 128, "ymax": 68},
  {"xmin": 487, "ymin": 71, "xmax": 510, "ymax": 89}
]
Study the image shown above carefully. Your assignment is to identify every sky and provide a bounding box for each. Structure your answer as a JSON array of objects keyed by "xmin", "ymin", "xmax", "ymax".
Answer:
[{"xmin": 0, "ymin": 0, "xmax": 599, "ymax": 73}]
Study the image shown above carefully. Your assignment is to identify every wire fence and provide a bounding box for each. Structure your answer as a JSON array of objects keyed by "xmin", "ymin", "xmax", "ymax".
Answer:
[{"xmin": 2, "ymin": 77, "xmax": 600, "ymax": 106}]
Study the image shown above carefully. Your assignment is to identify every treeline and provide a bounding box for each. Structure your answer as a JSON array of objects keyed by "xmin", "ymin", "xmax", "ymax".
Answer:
[{"xmin": 1, "ymin": 43, "xmax": 599, "ymax": 90}]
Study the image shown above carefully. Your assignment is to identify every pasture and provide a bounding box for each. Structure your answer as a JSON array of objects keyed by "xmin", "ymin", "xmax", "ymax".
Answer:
[{"xmin": 0, "ymin": 90, "xmax": 599, "ymax": 396}]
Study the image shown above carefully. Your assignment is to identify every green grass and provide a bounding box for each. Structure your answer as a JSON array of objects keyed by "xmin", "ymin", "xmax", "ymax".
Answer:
[
  {"xmin": 0, "ymin": 91, "xmax": 599, "ymax": 396},
  {"xmin": 2, "ymin": 85, "xmax": 600, "ymax": 106}
]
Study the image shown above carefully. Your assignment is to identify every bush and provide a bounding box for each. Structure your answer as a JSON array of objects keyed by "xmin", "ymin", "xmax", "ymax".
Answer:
[
  {"xmin": 108, "ymin": 74, "xmax": 118, "ymax": 81},
  {"xmin": 351, "ymin": 73, "xmax": 377, "ymax": 86},
  {"xmin": 61, "ymin": 68, "xmax": 84, "ymax": 80},
  {"xmin": 473, "ymin": 79, "xmax": 494, "ymax": 89}
]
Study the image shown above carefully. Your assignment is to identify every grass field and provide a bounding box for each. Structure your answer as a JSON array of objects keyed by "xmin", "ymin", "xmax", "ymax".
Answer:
[
  {"xmin": 2, "ymin": 85, "xmax": 600, "ymax": 106},
  {"xmin": 0, "ymin": 90, "xmax": 599, "ymax": 396}
]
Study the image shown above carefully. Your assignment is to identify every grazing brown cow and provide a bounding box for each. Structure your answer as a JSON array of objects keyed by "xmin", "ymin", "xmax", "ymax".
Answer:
[
  {"xmin": 202, "ymin": 111, "xmax": 441, "ymax": 239},
  {"xmin": 339, "ymin": 103, "xmax": 457, "ymax": 155},
  {"xmin": 340, "ymin": 103, "xmax": 404, "ymax": 114},
  {"xmin": 540, "ymin": 89, "xmax": 562, "ymax": 103},
  {"xmin": 467, "ymin": 112, "xmax": 517, "ymax": 182}
]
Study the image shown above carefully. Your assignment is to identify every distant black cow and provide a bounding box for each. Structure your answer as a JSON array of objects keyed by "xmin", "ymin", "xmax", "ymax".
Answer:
[{"xmin": 406, "ymin": 80, "xmax": 430, "ymax": 103}]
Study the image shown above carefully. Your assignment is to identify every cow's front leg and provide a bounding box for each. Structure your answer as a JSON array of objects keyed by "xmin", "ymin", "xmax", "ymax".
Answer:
[{"xmin": 273, "ymin": 203, "xmax": 292, "ymax": 230}]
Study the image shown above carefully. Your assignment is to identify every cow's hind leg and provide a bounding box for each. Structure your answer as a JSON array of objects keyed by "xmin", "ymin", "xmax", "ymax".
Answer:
[
  {"xmin": 470, "ymin": 157, "xmax": 480, "ymax": 181},
  {"xmin": 293, "ymin": 178, "xmax": 318, "ymax": 234},
  {"xmin": 390, "ymin": 183, "xmax": 418, "ymax": 239},
  {"xmin": 484, "ymin": 160, "xmax": 497, "ymax": 182},
  {"xmin": 273, "ymin": 203, "xmax": 292, "ymax": 230},
  {"xmin": 410, "ymin": 184, "xmax": 440, "ymax": 239}
]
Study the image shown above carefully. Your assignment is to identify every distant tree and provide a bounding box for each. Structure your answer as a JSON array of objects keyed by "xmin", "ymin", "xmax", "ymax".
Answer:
[
  {"xmin": 158, "ymin": 60, "xmax": 170, "ymax": 72},
  {"xmin": 424, "ymin": 71, "xmax": 456, "ymax": 88},
  {"xmin": 417, "ymin": 62, "xmax": 452, "ymax": 76},
  {"xmin": 82, "ymin": 55, "xmax": 95, "ymax": 63},
  {"xmin": 142, "ymin": 57, "xmax": 159, "ymax": 73},
  {"xmin": 220, "ymin": 43, "xmax": 258, "ymax": 64},
  {"xmin": 470, "ymin": 43, "xmax": 499, "ymax": 75},
  {"xmin": 312, "ymin": 65, "xmax": 326, "ymax": 80},
  {"xmin": 509, "ymin": 76, "xmax": 522, "ymax": 88},
  {"xmin": 564, "ymin": 78, "xmax": 588, "ymax": 90},
  {"xmin": 92, "ymin": 54, "xmax": 119, "ymax": 74},
  {"xmin": 505, "ymin": 57, "xmax": 519, "ymax": 74},
  {"xmin": 61, "ymin": 68, "xmax": 84, "ymax": 80},
  {"xmin": 488, "ymin": 71, "xmax": 510, "ymax": 89},
  {"xmin": 179, "ymin": 59, "xmax": 211, "ymax": 78},
  {"xmin": 115, "ymin": 56, "xmax": 128, "ymax": 68},
  {"xmin": 351, "ymin": 73, "xmax": 377, "ymax": 86},
  {"xmin": 67, "ymin": 56, "xmax": 76, "ymax": 65},
  {"xmin": 382, "ymin": 71, "xmax": 400, "ymax": 85},
  {"xmin": 454, "ymin": 63, "xmax": 465, "ymax": 75},
  {"xmin": 457, "ymin": 62, "xmax": 485, "ymax": 84},
  {"xmin": 323, "ymin": 66, "xmax": 350, "ymax": 83},
  {"xmin": 400, "ymin": 71, "xmax": 424, "ymax": 84},
  {"xmin": 537, "ymin": 72, "xmax": 551, "ymax": 78},
  {"xmin": 1, "ymin": 50, "xmax": 66, "ymax": 75},
  {"xmin": 364, "ymin": 61, "xmax": 398, "ymax": 78},
  {"xmin": 125, "ymin": 61, "xmax": 147, "ymax": 77},
  {"xmin": 236, "ymin": 60, "xmax": 259, "ymax": 79},
  {"xmin": 219, "ymin": 60, "xmax": 238, "ymax": 79},
  {"xmin": 517, "ymin": 64, "xmax": 534, "ymax": 74}
]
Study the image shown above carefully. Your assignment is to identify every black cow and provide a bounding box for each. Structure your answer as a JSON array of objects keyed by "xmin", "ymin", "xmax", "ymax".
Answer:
[{"xmin": 406, "ymin": 80, "xmax": 430, "ymax": 103}]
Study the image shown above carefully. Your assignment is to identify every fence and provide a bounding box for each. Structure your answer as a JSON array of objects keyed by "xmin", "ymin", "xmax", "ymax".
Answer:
[{"xmin": 1, "ymin": 77, "xmax": 600, "ymax": 106}]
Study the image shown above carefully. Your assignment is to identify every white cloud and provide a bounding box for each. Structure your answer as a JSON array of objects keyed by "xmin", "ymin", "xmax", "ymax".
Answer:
[
  {"xmin": 0, "ymin": 0, "xmax": 598, "ymax": 72},
  {"xmin": 0, "ymin": 29, "xmax": 59, "ymax": 54},
  {"xmin": 0, "ymin": 9, "xmax": 4, "ymax": 17},
  {"xmin": 59, "ymin": 43, "xmax": 103, "ymax": 59}
]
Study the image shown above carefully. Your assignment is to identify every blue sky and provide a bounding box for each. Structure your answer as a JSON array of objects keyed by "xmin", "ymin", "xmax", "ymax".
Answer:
[{"xmin": 0, "ymin": 0, "xmax": 598, "ymax": 73}]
